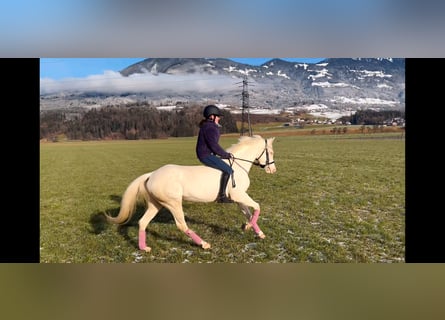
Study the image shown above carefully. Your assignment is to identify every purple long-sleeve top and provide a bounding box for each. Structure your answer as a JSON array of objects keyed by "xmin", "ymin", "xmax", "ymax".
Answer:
[{"xmin": 196, "ymin": 119, "xmax": 232, "ymax": 160}]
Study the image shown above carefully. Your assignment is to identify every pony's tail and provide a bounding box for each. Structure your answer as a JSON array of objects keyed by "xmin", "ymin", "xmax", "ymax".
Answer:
[{"xmin": 104, "ymin": 172, "xmax": 152, "ymax": 225}]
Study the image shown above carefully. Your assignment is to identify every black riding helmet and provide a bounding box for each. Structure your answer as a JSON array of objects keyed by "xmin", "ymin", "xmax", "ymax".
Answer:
[{"xmin": 203, "ymin": 105, "xmax": 222, "ymax": 118}]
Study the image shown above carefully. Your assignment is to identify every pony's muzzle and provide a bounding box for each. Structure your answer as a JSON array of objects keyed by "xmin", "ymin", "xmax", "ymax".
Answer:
[{"xmin": 265, "ymin": 164, "xmax": 276, "ymax": 174}]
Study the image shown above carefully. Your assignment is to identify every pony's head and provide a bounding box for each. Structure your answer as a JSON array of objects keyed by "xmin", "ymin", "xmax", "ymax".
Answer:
[
  {"xmin": 255, "ymin": 136, "xmax": 276, "ymax": 174},
  {"xmin": 229, "ymin": 135, "xmax": 276, "ymax": 174}
]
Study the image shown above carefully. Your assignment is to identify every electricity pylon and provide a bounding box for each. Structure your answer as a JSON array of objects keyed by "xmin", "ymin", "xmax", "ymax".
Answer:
[{"xmin": 240, "ymin": 76, "xmax": 252, "ymax": 136}]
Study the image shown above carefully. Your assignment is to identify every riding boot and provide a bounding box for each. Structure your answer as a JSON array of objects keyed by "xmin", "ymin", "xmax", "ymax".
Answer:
[{"xmin": 217, "ymin": 172, "xmax": 234, "ymax": 203}]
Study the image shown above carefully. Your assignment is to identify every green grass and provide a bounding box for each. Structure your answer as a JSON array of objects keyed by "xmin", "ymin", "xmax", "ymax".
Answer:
[{"xmin": 40, "ymin": 133, "xmax": 405, "ymax": 263}]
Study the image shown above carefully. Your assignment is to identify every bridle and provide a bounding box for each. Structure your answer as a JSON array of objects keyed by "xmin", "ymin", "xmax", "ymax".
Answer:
[{"xmin": 231, "ymin": 139, "xmax": 275, "ymax": 168}]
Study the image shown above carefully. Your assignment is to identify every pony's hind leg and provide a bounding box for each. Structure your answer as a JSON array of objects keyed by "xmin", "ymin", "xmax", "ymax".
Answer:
[
  {"xmin": 138, "ymin": 201, "xmax": 162, "ymax": 252},
  {"xmin": 162, "ymin": 200, "xmax": 211, "ymax": 250}
]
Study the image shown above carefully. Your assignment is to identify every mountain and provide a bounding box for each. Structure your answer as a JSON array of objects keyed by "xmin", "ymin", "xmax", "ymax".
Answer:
[{"xmin": 40, "ymin": 58, "xmax": 405, "ymax": 119}]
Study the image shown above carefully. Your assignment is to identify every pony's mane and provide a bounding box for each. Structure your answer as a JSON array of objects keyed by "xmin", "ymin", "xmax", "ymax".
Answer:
[{"xmin": 227, "ymin": 135, "xmax": 263, "ymax": 153}]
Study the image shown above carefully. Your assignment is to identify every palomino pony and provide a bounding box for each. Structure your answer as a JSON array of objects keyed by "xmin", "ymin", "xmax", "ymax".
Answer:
[{"xmin": 104, "ymin": 135, "xmax": 276, "ymax": 252}]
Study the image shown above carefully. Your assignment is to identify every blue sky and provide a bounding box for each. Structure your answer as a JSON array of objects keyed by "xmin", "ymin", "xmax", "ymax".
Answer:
[
  {"xmin": 2, "ymin": 1, "xmax": 444, "ymax": 58},
  {"xmin": 40, "ymin": 58, "xmax": 325, "ymax": 80}
]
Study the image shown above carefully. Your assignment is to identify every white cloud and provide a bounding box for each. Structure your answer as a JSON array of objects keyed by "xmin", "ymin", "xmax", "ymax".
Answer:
[{"xmin": 40, "ymin": 71, "xmax": 240, "ymax": 95}]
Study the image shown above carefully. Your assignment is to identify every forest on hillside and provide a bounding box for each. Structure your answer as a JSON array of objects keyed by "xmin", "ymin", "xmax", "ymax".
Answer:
[{"xmin": 40, "ymin": 105, "xmax": 238, "ymax": 141}]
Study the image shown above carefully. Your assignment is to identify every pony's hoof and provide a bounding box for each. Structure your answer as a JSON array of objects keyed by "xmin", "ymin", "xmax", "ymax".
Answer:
[
  {"xmin": 201, "ymin": 241, "xmax": 211, "ymax": 250},
  {"xmin": 141, "ymin": 246, "xmax": 152, "ymax": 253},
  {"xmin": 257, "ymin": 231, "xmax": 266, "ymax": 239}
]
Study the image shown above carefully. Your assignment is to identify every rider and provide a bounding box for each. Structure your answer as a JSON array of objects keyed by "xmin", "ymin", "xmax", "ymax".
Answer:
[{"xmin": 196, "ymin": 105, "xmax": 235, "ymax": 203}]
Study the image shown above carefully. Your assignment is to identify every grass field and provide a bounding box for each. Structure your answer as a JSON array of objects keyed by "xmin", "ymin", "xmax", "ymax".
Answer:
[{"xmin": 40, "ymin": 128, "xmax": 405, "ymax": 263}]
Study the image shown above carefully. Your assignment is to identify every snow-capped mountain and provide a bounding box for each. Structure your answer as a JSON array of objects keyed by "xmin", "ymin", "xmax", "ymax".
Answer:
[{"xmin": 40, "ymin": 58, "xmax": 405, "ymax": 116}]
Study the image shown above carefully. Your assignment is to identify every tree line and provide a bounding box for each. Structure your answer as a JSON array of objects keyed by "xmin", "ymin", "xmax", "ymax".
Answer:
[
  {"xmin": 338, "ymin": 109, "xmax": 405, "ymax": 125},
  {"xmin": 40, "ymin": 105, "xmax": 238, "ymax": 141},
  {"xmin": 40, "ymin": 105, "xmax": 404, "ymax": 142}
]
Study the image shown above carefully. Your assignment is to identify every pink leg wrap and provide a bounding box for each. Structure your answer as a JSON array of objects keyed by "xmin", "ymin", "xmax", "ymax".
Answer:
[
  {"xmin": 185, "ymin": 229, "xmax": 202, "ymax": 245},
  {"xmin": 251, "ymin": 209, "xmax": 260, "ymax": 225},
  {"xmin": 139, "ymin": 230, "xmax": 147, "ymax": 250},
  {"xmin": 250, "ymin": 209, "xmax": 261, "ymax": 234}
]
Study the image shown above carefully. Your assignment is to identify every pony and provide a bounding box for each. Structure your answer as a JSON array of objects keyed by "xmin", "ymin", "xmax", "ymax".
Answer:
[{"xmin": 103, "ymin": 135, "xmax": 276, "ymax": 252}]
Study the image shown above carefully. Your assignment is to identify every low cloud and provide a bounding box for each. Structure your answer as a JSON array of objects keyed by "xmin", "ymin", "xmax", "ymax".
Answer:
[{"xmin": 40, "ymin": 71, "xmax": 241, "ymax": 95}]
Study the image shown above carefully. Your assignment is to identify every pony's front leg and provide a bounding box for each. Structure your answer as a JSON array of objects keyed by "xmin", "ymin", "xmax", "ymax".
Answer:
[
  {"xmin": 185, "ymin": 229, "xmax": 211, "ymax": 250},
  {"xmin": 238, "ymin": 203, "xmax": 252, "ymax": 222},
  {"xmin": 241, "ymin": 210, "xmax": 265, "ymax": 239},
  {"xmin": 248, "ymin": 209, "xmax": 265, "ymax": 239},
  {"xmin": 233, "ymin": 195, "xmax": 266, "ymax": 239}
]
